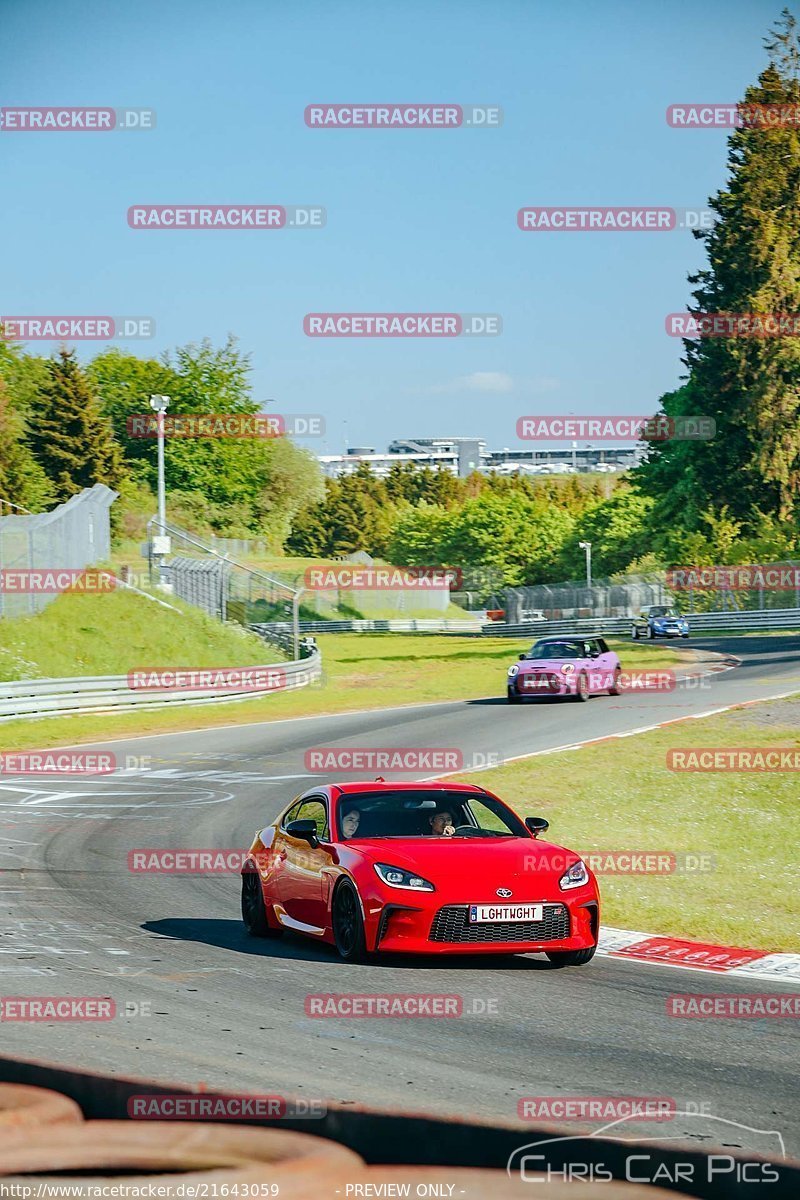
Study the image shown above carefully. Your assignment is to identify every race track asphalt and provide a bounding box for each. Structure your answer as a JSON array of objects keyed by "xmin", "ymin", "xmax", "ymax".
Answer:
[{"xmin": 0, "ymin": 634, "xmax": 798, "ymax": 1156}]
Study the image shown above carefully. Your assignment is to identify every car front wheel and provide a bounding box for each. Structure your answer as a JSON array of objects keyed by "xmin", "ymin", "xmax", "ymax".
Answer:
[
  {"xmin": 546, "ymin": 945, "xmax": 597, "ymax": 967},
  {"xmin": 573, "ymin": 672, "xmax": 589, "ymax": 702},
  {"xmin": 608, "ymin": 667, "xmax": 622, "ymax": 695},
  {"xmin": 647, "ymin": 625, "xmax": 655, "ymax": 639},
  {"xmin": 632, "ymin": 626, "xmax": 639, "ymax": 640},
  {"xmin": 332, "ymin": 879, "xmax": 368, "ymax": 962},
  {"xmin": 507, "ymin": 688, "xmax": 521, "ymax": 704}
]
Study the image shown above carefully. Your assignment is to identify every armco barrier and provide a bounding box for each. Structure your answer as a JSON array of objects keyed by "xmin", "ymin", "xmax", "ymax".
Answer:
[
  {"xmin": 253, "ymin": 609, "xmax": 800, "ymax": 640},
  {"xmin": 256, "ymin": 617, "xmax": 484, "ymax": 636},
  {"xmin": 484, "ymin": 607, "xmax": 800, "ymax": 639},
  {"xmin": 0, "ymin": 650, "xmax": 321, "ymax": 722}
]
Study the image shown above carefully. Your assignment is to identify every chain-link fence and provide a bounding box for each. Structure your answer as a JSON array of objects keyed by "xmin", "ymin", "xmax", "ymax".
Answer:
[
  {"xmin": 148, "ymin": 518, "xmax": 302, "ymax": 641},
  {"xmin": 504, "ymin": 576, "xmax": 671, "ymax": 621},
  {"xmin": 0, "ymin": 485, "xmax": 118, "ymax": 618},
  {"xmin": 504, "ymin": 563, "xmax": 800, "ymax": 619}
]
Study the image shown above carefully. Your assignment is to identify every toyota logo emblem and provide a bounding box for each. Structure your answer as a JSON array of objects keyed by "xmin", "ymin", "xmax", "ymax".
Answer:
[{"xmin": 496, "ymin": 888, "xmax": 513, "ymax": 898}]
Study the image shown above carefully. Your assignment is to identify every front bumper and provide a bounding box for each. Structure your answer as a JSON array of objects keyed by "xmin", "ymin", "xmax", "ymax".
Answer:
[
  {"xmin": 510, "ymin": 672, "xmax": 572, "ymax": 698},
  {"xmin": 367, "ymin": 892, "xmax": 599, "ymax": 955}
]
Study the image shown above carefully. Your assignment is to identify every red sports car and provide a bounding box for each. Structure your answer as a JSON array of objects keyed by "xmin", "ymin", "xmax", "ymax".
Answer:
[{"xmin": 241, "ymin": 781, "xmax": 599, "ymax": 964}]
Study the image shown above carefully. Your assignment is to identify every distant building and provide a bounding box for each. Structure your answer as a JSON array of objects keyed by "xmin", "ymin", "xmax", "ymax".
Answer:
[{"xmin": 317, "ymin": 436, "xmax": 642, "ymax": 479}]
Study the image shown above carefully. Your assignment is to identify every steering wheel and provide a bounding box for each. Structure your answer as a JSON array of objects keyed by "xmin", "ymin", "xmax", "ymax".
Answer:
[{"xmin": 452, "ymin": 825, "xmax": 482, "ymax": 837}]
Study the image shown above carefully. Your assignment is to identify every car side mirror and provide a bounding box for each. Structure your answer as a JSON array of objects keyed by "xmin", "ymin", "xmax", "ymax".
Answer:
[
  {"xmin": 518, "ymin": 653, "xmax": 527, "ymax": 660},
  {"xmin": 285, "ymin": 819, "xmax": 320, "ymax": 848},
  {"xmin": 590, "ymin": 650, "xmax": 600, "ymax": 658},
  {"xmin": 526, "ymin": 816, "xmax": 549, "ymax": 838}
]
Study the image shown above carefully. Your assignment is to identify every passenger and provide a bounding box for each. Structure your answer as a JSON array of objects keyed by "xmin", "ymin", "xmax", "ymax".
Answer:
[{"xmin": 341, "ymin": 808, "xmax": 361, "ymax": 839}]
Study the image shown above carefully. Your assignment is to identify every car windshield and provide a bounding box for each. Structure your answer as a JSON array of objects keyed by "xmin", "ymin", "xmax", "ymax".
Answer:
[
  {"xmin": 650, "ymin": 607, "xmax": 678, "ymax": 618},
  {"xmin": 528, "ymin": 640, "xmax": 585, "ymax": 660},
  {"xmin": 336, "ymin": 789, "xmax": 527, "ymax": 840}
]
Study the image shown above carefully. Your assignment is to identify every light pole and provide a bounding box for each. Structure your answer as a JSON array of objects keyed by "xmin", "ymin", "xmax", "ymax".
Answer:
[
  {"xmin": 579, "ymin": 541, "xmax": 592, "ymax": 591},
  {"xmin": 149, "ymin": 395, "xmax": 171, "ymax": 585},
  {"xmin": 150, "ymin": 394, "xmax": 170, "ymax": 535}
]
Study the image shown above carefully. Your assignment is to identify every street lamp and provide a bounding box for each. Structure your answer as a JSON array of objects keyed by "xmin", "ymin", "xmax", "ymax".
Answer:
[
  {"xmin": 149, "ymin": 394, "xmax": 170, "ymax": 537},
  {"xmin": 579, "ymin": 541, "xmax": 592, "ymax": 590},
  {"xmin": 149, "ymin": 395, "xmax": 171, "ymax": 580}
]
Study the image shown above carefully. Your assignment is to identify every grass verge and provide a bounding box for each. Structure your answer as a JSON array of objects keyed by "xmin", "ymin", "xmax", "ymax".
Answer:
[
  {"xmin": 456, "ymin": 698, "xmax": 800, "ymax": 951},
  {"xmin": 0, "ymin": 589, "xmax": 681, "ymax": 750}
]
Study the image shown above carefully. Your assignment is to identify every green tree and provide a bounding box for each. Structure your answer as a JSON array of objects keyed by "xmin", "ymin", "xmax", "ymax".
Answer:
[
  {"xmin": 563, "ymin": 487, "xmax": 656, "ymax": 578},
  {"xmin": 28, "ymin": 349, "xmax": 126, "ymax": 501},
  {"xmin": 88, "ymin": 338, "xmax": 324, "ymax": 540},
  {"xmin": 87, "ymin": 349, "xmax": 179, "ymax": 485},
  {"xmin": 0, "ymin": 379, "xmax": 54, "ymax": 511},
  {"xmin": 637, "ymin": 9, "xmax": 800, "ymax": 526},
  {"xmin": 0, "ymin": 336, "xmax": 50, "ymax": 419}
]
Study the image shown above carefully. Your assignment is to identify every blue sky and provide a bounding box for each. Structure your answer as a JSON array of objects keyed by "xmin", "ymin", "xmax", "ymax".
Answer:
[{"xmin": 0, "ymin": 0, "xmax": 781, "ymax": 453}]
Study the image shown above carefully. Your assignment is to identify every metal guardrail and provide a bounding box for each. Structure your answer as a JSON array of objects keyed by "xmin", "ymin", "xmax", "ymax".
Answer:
[
  {"xmin": 482, "ymin": 607, "xmax": 800, "ymax": 638},
  {"xmin": 0, "ymin": 650, "xmax": 322, "ymax": 722},
  {"xmin": 259, "ymin": 617, "xmax": 484, "ymax": 635}
]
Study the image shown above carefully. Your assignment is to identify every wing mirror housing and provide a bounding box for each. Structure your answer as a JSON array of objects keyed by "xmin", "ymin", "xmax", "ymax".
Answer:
[
  {"xmin": 518, "ymin": 652, "xmax": 527, "ymax": 660},
  {"xmin": 285, "ymin": 819, "xmax": 320, "ymax": 848},
  {"xmin": 526, "ymin": 816, "xmax": 550, "ymax": 838}
]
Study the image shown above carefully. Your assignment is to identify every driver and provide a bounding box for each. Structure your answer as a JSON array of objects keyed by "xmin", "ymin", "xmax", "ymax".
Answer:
[
  {"xmin": 341, "ymin": 808, "xmax": 361, "ymax": 839},
  {"xmin": 429, "ymin": 809, "xmax": 455, "ymax": 837}
]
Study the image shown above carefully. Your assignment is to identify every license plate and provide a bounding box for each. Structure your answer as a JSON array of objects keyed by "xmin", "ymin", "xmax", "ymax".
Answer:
[
  {"xmin": 521, "ymin": 675, "xmax": 557, "ymax": 691},
  {"xmin": 469, "ymin": 903, "xmax": 544, "ymax": 923}
]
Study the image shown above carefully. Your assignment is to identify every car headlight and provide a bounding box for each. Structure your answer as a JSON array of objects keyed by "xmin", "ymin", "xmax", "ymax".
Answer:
[
  {"xmin": 559, "ymin": 860, "xmax": 589, "ymax": 890},
  {"xmin": 508, "ymin": 664, "xmax": 519, "ymax": 677},
  {"xmin": 374, "ymin": 863, "xmax": 435, "ymax": 892},
  {"xmin": 560, "ymin": 663, "xmax": 574, "ymax": 675}
]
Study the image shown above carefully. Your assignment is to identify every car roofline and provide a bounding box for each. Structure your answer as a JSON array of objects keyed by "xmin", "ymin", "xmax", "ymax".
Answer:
[{"xmin": 332, "ymin": 781, "xmax": 490, "ymax": 795}]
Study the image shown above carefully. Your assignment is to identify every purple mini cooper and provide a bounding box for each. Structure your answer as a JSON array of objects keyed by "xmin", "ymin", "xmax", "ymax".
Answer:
[{"xmin": 507, "ymin": 636, "xmax": 622, "ymax": 703}]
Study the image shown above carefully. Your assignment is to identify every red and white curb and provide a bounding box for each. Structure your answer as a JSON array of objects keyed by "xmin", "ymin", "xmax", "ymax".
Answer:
[{"xmin": 598, "ymin": 927, "xmax": 800, "ymax": 984}]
